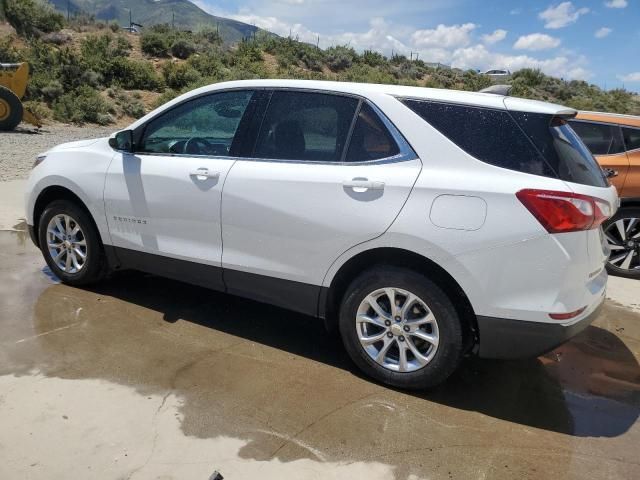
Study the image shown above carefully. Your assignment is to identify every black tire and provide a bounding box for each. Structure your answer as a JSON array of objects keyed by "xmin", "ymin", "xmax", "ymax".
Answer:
[
  {"xmin": 603, "ymin": 207, "xmax": 640, "ymax": 279},
  {"xmin": 38, "ymin": 200, "xmax": 107, "ymax": 286},
  {"xmin": 339, "ymin": 266, "xmax": 464, "ymax": 390},
  {"xmin": 0, "ymin": 86, "xmax": 23, "ymax": 131}
]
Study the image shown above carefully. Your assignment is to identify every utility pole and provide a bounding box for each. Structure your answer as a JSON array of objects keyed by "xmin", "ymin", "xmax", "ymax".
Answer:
[
  {"xmin": 67, "ymin": 0, "xmax": 70, "ymax": 21},
  {"xmin": 172, "ymin": 11, "xmax": 175, "ymax": 29},
  {"xmin": 316, "ymin": 35, "xmax": 320, "ymax": 49},
  {"xmin": 129, "ymin": 9, "xmax": 132, "ymax": 30}
]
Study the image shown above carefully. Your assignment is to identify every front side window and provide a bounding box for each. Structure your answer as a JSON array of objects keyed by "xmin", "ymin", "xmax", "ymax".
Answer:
[
  {"xmin": 569, "ymin": 121, "xmax": 625, "ymax": 155},
  {"xmin": 253, "ymin": 90, "xmax": 359, "ymax": 162},
  {"xmin": 623, "ymin": 127, "xmax": 640, "ymax": 151},
  {"xmin": 139, "ymin": 90, "xmax": 253, "ymax": 156},
  {"xmin": 345, "ymin": 103, "xmax": 400, "ymax": 162}
]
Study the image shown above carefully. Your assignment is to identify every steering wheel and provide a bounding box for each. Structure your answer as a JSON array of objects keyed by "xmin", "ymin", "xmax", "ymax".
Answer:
[{"xmin": 183, "ymin": 137, "xmax": 216, "ymax": 155}]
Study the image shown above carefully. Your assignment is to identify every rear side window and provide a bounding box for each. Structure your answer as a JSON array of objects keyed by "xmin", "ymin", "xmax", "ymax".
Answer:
[
  {"xmin": 568, "ymin": 121, "xmax": 625, "ymax": 155},
  {"xmin": 345, "ymin": 103, "xmax": 400, "ymax": 162},
  {"xmin": 623, "ymin": 127, "xmax": 640, "ymax": 151},
  {"xmin": 402, "ymin": 99, "xmax": 607, "ymax": 187},
  {"xmin": 253, "ymin": 91, "xmax": 359, "ymax": 162}
]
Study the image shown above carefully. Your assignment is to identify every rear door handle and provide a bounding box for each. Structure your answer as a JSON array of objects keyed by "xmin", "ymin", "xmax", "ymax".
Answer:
[
  {"xmin": 343, "ymin": 179, "xmax": 385, "ymax": 192},
  {"xmin": 190, "ymin": 168, "xmax": 220, "ymax": 180}
]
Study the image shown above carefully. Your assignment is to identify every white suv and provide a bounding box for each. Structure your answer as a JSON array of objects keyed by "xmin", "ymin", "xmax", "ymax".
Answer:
[{"xmin": 25, "ymin": 80, "xmax": 617, "ymax": 389}]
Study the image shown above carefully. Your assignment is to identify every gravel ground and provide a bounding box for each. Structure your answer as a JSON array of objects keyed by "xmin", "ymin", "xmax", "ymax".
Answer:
[{"xmin": 0, "ymin": 124, "xmax": 115, "ymax": 181}]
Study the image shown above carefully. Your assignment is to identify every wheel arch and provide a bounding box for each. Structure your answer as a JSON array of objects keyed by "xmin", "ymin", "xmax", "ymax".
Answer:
[
  {"xmin": 32, "ymin": 185, "xmax": 104, "ymax": 249},
  {"xmin": 321, "ymin": 247, "xmax": 478, "ymax": 351}
]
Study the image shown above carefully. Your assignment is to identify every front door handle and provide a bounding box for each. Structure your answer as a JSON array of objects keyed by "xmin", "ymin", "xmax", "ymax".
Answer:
[
  {"xmin": 190, "ymin": 168, "xmax": 220, "ymax": 180},
  {"xmin": 343, "ymin": 178, "xmax": 385, "ymax": 192}
]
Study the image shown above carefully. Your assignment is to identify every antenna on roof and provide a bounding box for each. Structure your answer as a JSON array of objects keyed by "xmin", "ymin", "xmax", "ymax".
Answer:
[{"xmin": 479, "ymin": 84, "xmax": 512, "ymax": 96}]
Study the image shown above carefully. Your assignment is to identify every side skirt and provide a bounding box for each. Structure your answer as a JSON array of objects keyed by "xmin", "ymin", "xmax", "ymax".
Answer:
[{"xmin": 105, "ymin": 246, "xmax": 323, "ymax": 318}]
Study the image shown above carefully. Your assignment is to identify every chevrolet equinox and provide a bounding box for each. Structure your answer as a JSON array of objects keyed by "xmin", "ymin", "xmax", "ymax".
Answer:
[{"xmin": 25, "ymin": 80, "xmax": 617, "ymax": 389}]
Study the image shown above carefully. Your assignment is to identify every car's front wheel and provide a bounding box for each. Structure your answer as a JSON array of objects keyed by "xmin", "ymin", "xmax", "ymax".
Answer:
[
  {"xmin": 339, "ymin": 266, "xmax": 464, "ymax": 389},
  {"xmin": 604, "ymin": 207, "xmax": 640, "ymax": 279},
  {"xmin": 38, "ymin": 200, "xmax": 106, "ymax": 286}
]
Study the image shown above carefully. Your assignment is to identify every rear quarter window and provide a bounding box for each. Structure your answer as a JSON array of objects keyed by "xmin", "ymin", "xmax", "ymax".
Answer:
[
  {"xmin": 402, "ymin": 99, "xmax": 607, "ymax": 187},
  {"xmin": 401, "ymin": 99, "xmax": 555, "ymax": 177}
]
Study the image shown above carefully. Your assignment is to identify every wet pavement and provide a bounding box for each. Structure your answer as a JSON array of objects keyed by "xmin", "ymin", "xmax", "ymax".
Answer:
[{"xmin": 1, "ymin": 230, "xmax": 639, "ymax": 479}]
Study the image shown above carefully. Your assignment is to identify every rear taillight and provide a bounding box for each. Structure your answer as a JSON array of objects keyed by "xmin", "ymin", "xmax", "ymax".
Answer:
[
  {"xmin": 516, "ymin": 189, "xmax": 611, "ymax": 233},
  {"xmin": 549, "ymin": 307, "xmax": 586, "ymax": 320}
]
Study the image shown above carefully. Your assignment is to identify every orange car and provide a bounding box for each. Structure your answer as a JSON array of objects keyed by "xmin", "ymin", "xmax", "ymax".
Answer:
[{"xmin": 569, "ymin": 112, "xmax": 640, "ymax": 278}]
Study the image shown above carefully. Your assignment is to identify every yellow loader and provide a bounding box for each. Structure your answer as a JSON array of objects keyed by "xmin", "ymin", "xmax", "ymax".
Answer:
[{"xmin": 0, "ymin": 62, "xmax": 42, "ymax": 130}]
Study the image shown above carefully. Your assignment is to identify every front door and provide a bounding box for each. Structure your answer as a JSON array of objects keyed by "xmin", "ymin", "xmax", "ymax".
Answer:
[
  {"xmin": 104, "ymin": 90, "xmax": 255, "ymax": 289},
  {"xmin": 221, "ymin": 90, "xmax": 422, "ymax": 315}
]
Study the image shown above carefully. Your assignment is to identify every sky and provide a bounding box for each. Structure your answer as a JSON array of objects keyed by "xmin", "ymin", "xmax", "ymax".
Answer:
[{"xmin": 191, "ymin": 0, "xmax": 640, "ymax": 91}]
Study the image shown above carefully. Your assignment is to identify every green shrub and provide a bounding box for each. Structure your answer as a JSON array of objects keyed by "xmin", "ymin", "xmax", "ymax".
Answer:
[
  {"xmin": 362, "ymin": 50, "xmax": 386, "ymax": 67},
  {"xmin": 171, "ymin": 39, "xmax": 196, "ymax": 60},
  {"xmin": 53, "ymin": 86, "xmax": 112, "ymax": 125},
  {"xmin": 188, "ymin": 53, "xmax": 224, "ymax": 78},
  {"xmin": 326, "ymin": 46, "xmax": 357, "ymax": 72},
  {"xmin": 162, "ymin": 62, "xmax": 202, "ymax": 89},
  {"xmin": 0, "ymin": 37, "xmax": 23, "ymax": 62},
  {"xmin": 105, "ymin": 58, "xmax": 163, "ymax": 90},
  {"xmin": 4, "ymin": 0, "xmax": 65, "ymax": 37},
  {"xmin": 141, "ymin": 32, "xmax": 171, "ymax": 57},
  {"xmin": 40, "ymin": 80, "xmax": 64, "ymax": 101},
  {"xmin": 512, "ymin": 68, "xmax": 546, "ymax": 88}
]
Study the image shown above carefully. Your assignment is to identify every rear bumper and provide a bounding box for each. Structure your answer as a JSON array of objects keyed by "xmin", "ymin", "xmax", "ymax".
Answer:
[{"xmin": 476, "ymin": 298, "xmax": 604, "ymax": 359}]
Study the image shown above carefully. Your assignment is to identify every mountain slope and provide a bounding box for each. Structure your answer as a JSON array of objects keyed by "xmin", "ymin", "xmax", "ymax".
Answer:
[{"xmin": 49, "ymin": 0, "xmax": 263, "ymax": 42}]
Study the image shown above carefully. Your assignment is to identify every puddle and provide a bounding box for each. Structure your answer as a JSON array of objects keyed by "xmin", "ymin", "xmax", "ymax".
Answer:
[{"xmin": 1, "ymin": 231, "xmax": 640, "ymax": 479}]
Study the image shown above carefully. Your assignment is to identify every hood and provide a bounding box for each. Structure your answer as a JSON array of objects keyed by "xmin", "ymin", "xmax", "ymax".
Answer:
[{"xmin": 48, "ymin": 138, "xmax": 104, "ymax": 152}]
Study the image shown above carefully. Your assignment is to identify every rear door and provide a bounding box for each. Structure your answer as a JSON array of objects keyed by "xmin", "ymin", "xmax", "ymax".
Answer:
[
  {"xmin": 569, "ymin": 120, "xmax": 629, "ymax": 193},
  {"xmin": 220, "ymin": 89, "xmax": 421, "ymax": 315}
]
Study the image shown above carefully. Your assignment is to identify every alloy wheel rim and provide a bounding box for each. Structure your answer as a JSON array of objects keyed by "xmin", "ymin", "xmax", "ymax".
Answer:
[
  {"xmin": 604, "ymin": 217, "xmax": 640, "ymax": 273},
  {"xmin": 46, "ymin": 214, "xmax": 88, "ymax": 274},
  {"xmin": 356, "ymin": 287, "xmax": 439, "ymax": 373}
]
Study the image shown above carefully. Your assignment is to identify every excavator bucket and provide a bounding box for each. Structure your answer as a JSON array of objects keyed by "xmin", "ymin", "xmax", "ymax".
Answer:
[{"xmin": 0, "ymin": 62, "xmax": 43, "ymax": 130}]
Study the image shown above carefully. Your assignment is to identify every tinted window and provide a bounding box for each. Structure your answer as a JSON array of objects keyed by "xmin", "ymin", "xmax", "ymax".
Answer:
[
  {"xmin": 139, "ymin": 91, "xmax": 253, "ymax": 156},
  {"xmin": 623, "ymin": 127, "xmax": 640, "ymax": 151},
  {"xmin": 403, "ymin": 99, "xmax": 607, "ymax": 187},
  {"xmin": 402, "ymin": 100, "xmax": 556, "ymax": 177},
  {"xmin": 345, "ymin": 103, "xmax": 400, "ymax": 162},
  {"xmin": 254, "ymin": 91, "xmax": 359, "ymax": 162},
  {"xmin": 569, "ymin": 121, "xmax": 625, "ymax": 155},
  {"xmin": 511, "ymin": 112, "xmax": 607, "ymax": 187}
]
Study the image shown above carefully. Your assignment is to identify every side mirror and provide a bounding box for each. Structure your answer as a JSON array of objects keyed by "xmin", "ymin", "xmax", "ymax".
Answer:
[{"xmin": 109, "ymin": 130, "xmax": 134, "ymax": 152}]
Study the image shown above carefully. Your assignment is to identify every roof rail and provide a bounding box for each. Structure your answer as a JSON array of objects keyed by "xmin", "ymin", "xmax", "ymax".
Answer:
[{"xmin": 479, "ymin": 84, "xmax": 512, "ymax": 96}]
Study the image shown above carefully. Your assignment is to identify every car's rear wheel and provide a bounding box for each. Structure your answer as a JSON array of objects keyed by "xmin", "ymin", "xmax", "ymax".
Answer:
[
  {"xmin": 38, "ymin": 200, "xmax": 106, "ymax": 286},
  {"xmin": 604, "ymin": 207, "xmax": 640, "ymax": 279},
  {"xmin": 339, "ymin": 266, "xmax": 464, "ymax": 389}
]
